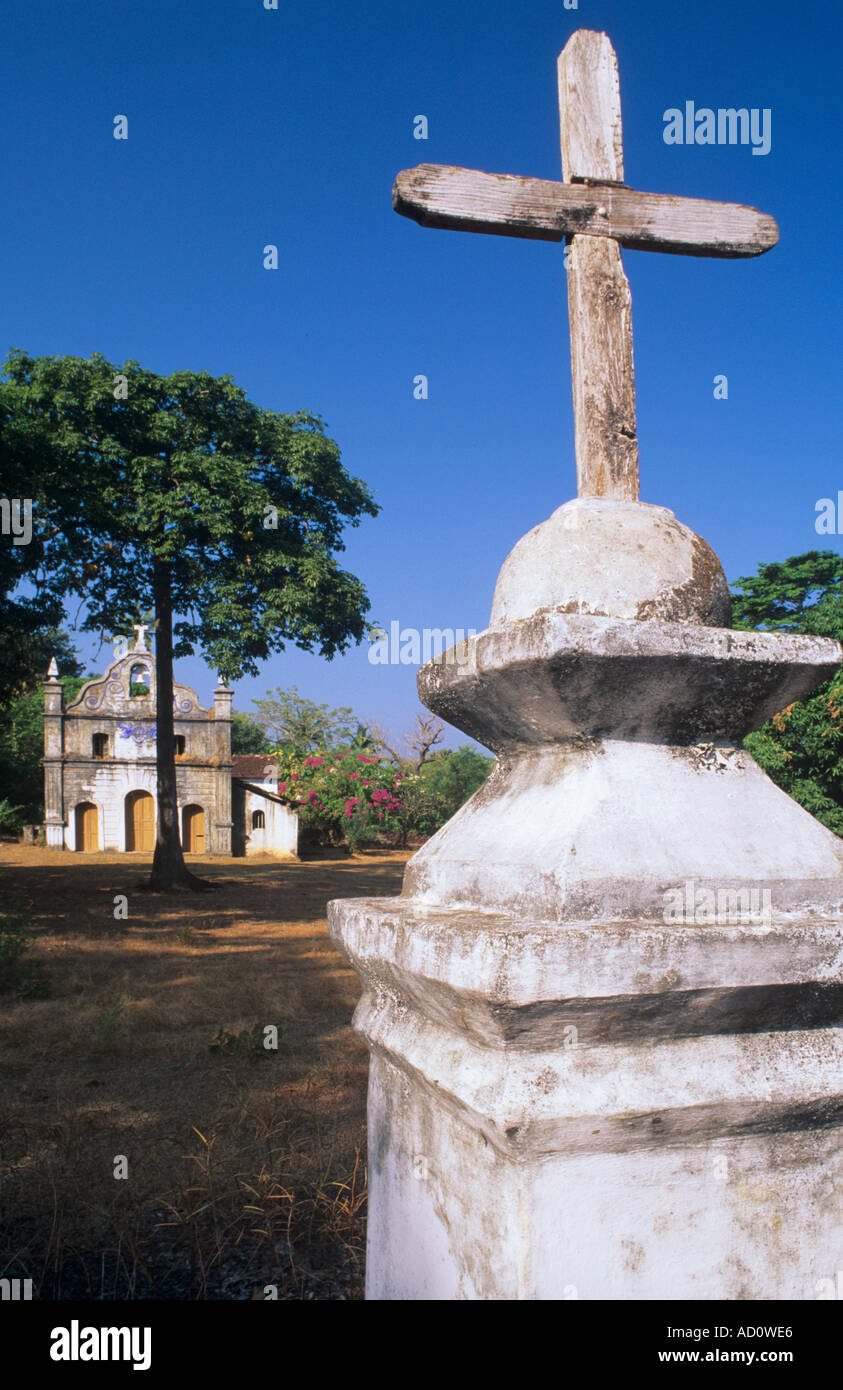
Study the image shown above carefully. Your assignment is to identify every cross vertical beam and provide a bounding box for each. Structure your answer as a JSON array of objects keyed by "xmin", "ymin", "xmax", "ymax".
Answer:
[{"xmin": 559, "ymin": 31, "xmax": 639, "ymax": 501}]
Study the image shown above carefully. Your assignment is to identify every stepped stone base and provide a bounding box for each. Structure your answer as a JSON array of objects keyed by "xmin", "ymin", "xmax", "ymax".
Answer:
[{"xmin": 329, "ymin": 897, "xmax": 843, "ymax": 1299}]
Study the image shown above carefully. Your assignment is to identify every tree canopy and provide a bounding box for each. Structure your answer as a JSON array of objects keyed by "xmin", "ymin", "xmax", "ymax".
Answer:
[
  {"xmin": 249, "ymin": 685, "xmax": 358, "ymax": 756},
  {"xmin": 731, "ymin": 550, "xmax": 843, "ymax": 836},
  {"xmin": 230, "ymin": 711, "xmax": 273, "ymax": 756},
  {"xmin": 731, "ymin": 551, "xmax": 843, "ymax": 633}
]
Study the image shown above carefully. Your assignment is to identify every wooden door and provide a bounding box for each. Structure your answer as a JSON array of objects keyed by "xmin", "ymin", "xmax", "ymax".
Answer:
[
  {"xmin": 182, "ymin": 805, "xmax": 205, "ymax": 853},
  {"xmin": 125, "ymin": 790, "xmax": 155, "ymax": 852},
  {"xmin": 75, "ymin": 802, "xmax": 99, "ymax": 852}
]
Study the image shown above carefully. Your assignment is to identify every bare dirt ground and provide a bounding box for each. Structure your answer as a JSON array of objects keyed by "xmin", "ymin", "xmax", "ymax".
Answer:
[{"xmin": 0, "ymin": 845, "xmax": 410, "ymax": 1300}]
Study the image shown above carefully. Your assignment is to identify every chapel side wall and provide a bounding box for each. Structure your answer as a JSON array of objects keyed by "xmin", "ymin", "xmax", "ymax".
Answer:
[
  {"xmin": 268, "ymin": 801, "xmax": 298, "ymax": 857},
  {"xmin": 240, "ymin": 788, "xmax": 298, "ymax": 858}
]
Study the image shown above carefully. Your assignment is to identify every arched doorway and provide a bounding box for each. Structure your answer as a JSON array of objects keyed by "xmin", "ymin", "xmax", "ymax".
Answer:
[
  {"xmin": 125, "ymin": 790, "xmax": 155, "ymax": 852},
  {"xmin": 182, "ymin": 804, "xmax": 205, "ymax": 854},
  {"xmin": 75, "ymin": 802, "xmax": 99, "ymax": 852}
]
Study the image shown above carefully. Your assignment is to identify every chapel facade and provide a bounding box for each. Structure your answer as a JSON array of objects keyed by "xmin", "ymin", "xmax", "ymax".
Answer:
[{"xmin": 42, "ymin": 630, "xmax": 298, "ymax": 858}]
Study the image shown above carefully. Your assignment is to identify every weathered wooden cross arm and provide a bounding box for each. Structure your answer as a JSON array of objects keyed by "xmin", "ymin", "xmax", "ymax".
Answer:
[
  {"xmin": 393, "ymin": 165, "xmax": 779, "ymax": 260},
  {"xmin": 392, "ymin": 29, "xmax": 780, "ymax": 502}
]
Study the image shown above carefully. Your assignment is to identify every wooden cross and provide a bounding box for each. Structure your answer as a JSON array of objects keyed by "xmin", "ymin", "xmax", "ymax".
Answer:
[{"xmin": 393, "ymin": 29, "xmax": 778, "ymax": 501}]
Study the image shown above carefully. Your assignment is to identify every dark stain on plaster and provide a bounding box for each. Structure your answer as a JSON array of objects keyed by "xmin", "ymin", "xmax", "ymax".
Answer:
[
  {"xmin": 636, "ymin": 535, "xmax": 732, "ymax": 628},
  {"xmin": 505, "ymin": 1096, "xmax": 843, "ymax": 1160},
  {"xmin": 485, "ymin": 981, "xmax": 843, "ymax": 1049}
]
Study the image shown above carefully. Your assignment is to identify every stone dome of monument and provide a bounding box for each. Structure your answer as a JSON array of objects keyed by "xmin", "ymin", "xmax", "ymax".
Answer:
[{"xmin": 489, "ymin": 497, "xmax": 732, "ymax": 628}]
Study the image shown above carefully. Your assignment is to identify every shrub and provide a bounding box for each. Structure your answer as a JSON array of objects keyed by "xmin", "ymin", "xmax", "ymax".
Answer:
[
  {"xmin": 0, "ymin": 798, "xmax": 26, "ymax": 835},
  {"xmin": 279, "ymin": 749, "xmax": 404, "ymax": 850}
]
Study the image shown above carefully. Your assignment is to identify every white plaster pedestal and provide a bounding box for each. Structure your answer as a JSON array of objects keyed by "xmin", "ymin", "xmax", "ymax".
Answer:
[
  {"xmin": 329, "ymin": 501, "xmax": 843, "ymax": 1299},
  {"xmin": 330, "ymin": 898, "xmax": 843, "ymax": 1299}
]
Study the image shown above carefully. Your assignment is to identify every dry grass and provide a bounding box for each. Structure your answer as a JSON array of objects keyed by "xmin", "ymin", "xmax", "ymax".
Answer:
[{"xmin": 0, "ymin": 845, "xmax": 409, "ymax": 1300}]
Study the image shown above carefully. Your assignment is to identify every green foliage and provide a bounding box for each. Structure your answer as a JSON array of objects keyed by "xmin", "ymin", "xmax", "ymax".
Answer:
[
  {"xmin": 0, "ymin": 371, "xmax": 71, "ymax": 700},
  {"xmin": 1, "ymin": 350, "xmax": 379, "ymax": 679},
  {"xmin": 0, "ymin": 627, "xmax": 84, "ymax": 705},
  {"xmin": 96, "ymin": 998, "xmax": 126, "ymax": 1049},
  {"xmin": 389, "ymin": 746, "xmax": 494, "ymax": 842},
  {"xmin": 209, "ymin": 1023, "xmax": 277, "ymax": 1060},
  {"xmin": 348, "ymin": 721, "xmax": 379, "ymax": 754},
  {"xmin": 0, "ymin": 899, "xmax": 50, "ymax": 997},
  {"xmin": 731, "ymin": 551, "xmax": 843, "ymax": 632},
  {"xmin": 0, "ymin": 798, "xmax": 25, "ymax": 833},
  {"xmin": 0, "ymin": 673, "xmax": 95, "ymax": 825},
  {"xmin": 230, "ymin": 711, "xmax": 273, "ymax": 755},
  {"xmin": 282, "ymin": 741, "xmax": 493, "ymax": 849},
  {"xmin": 730, "ymin": 552, "xmax": 843, "ymax": 836},
  {"xmin": 281, "ymin": 749, "xmax": 404, "ymax": 850},
  {"xmin": 250, "ymin": 686, "xmax": 358, "ymax": 757},
  {"xmin": 419, "ymin": 745, "xmax": 493, "ymax": 809}
]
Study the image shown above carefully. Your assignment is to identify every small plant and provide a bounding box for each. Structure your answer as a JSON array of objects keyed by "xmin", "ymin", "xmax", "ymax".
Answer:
[
  {"xmin": 14, "ymin": 960, "xmax": 51, "ymax": 998},
  {"xmin": 96, "ymin": 997, "xmax": 126, "ymax": 1049},
  {"xmin": 174, "ymin": 926, "xmax": 195, "ymax": 944},
  {"xmin": 0, "ymin": 798, "xmax": 25, "ymax": 835},
  {"xmin": 0, "ymin": 899, "xmax": 50, "ymax": 996},
  {"xmin": 208, "ymin": 1024, "xmax": 278, "ymax": 1060}
]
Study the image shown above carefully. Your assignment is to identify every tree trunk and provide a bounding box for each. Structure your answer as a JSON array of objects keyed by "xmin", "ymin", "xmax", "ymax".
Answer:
[{"xmin": 149, "ymin": 559, "xmax": 212, "ymax": 891}]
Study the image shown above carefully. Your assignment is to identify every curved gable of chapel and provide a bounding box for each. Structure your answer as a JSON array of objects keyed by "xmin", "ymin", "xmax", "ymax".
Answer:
[{"xmin": 66, "ymin": 653, "xmax": 209, "ymax": 719}]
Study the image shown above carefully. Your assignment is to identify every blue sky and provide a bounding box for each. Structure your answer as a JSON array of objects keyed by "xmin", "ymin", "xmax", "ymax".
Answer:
[{"xmin": 2, "ymin": 0, "xmax": 840, "ymax": 745}]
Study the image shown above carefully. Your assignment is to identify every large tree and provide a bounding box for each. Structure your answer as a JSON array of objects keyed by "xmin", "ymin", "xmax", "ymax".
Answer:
[
  {"xmin": 249, "ymin": 685, "xmax": 358, "ymax": 757},
  {"xmin": 731, "ymin": 550, "xmax": 843, "ymax": 835},
  {"xmin": 1, "ymin": 350, "xmax": 379, "ymax": 888},
  {"xmin": 731, "ymin": 551, "xmax": 843, "ymax": 633},
  {"xmin": 0, "ymin": 379, "xmax": 71, "ymax": 700},
  {"xmin": 230, "ymin": 711, "xmax": 273, "ymax": 755}
]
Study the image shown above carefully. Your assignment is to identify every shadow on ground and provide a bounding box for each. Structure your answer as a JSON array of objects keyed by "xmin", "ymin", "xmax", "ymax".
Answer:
[{"xmin": 0, "ymin": 848, "xmax": 409, "ymax": 1300}]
